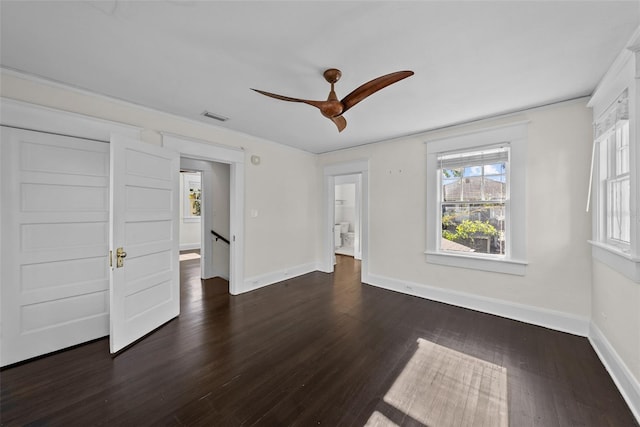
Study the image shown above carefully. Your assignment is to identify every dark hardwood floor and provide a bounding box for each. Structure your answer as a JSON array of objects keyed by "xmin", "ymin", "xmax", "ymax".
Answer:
[{"xmin": 1, "ymin": 255, "xmax": 637, "ymax": 426}]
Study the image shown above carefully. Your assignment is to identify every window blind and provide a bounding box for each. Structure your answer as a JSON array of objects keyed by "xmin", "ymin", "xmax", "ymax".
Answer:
[
  {"xmin": 594, "ymin": 89, "xmax": 628, "ymax": 140},
  {"xmin": 438, "ymin": 146, "xmax": 509, "ymax": 169}
]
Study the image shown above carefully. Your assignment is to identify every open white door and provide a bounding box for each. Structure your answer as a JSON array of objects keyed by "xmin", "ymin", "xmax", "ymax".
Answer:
[{"xmin": 109, "ymin": 136, "xmax": 180, "ymax": 354}]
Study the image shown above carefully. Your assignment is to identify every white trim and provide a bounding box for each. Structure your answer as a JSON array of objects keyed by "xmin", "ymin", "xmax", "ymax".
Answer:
[
  {"xmin": 589, "ymin": 322, "xmax": 640, "ymax": 424},
  {"xmin": 322, "ymin": 160, "xmax": 370, "ymax": 281},
  {"xmin": 366, "ymin": 273, "xmax": 590, "ymax": 336},
  {"xmin": 179, "ymin": 243, "xmax": 201, "ymax": 251},
  {"xmin": 423, "ymin": 120, "xmax": 530, "ymax": 146},
  {"xmin": 425, "ymin": 121, "xmax": 528, "ymax": 273},
  {"xmin": 1, "ymin": 68, "xmax": 314, "ymax": 155},
  {"xmin": 163, "ymin": 132, "xmax": 244, "ymax": 163},
  {"xmin": 589, "ymin": 25, "xmax": 640, "ymax": 109},
  {"xmin": 162, "ymin": 134, "xmax": 245, "ymax": 295},
  {"xmin": 243, "ymin": 262, "xmax": 321, "ymax": 293},
  {"xmin": 589, "ymin": 241, "xmax": 640, "ymax": 282},
  {"xmin": 0, "ymin": 98, "xmax": 141, "ymax": 141},
  {"xmin": 424, "ymin": 251, "xmax": 527, "ymax": 276},
  {"xmin": 323, "ymin": 159, "xmax": 369, "ymax": 177}
]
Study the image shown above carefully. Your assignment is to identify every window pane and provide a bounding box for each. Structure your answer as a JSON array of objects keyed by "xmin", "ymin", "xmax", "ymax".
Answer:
[
  {"xmin": 484, "ymin": 163, "xmax": 505, "ymax": 175},
  {"xmin": 616, "ymin": 122, "xmax": 629, "ymax": 175},
  {"xmin": 463, "ymin": 166, "xmax": 482, "ymax": 177},
  {"xmin": 442, "ymin": 171, "xmax": 506, "ymax": 202},
  {"xmin": 442, "ymin": 168, "xmax": 462, "ymax": 179},
  {"xmin": 483, "ymin": 176, "xmax": 506, "ymax": 200},
  {"xmin": 441, "ymin": 203, "xmax": 505, "ymax": 254},
  {"xmin": 607, "ymin": 176, "xmax": 630, "ymax": 244}
]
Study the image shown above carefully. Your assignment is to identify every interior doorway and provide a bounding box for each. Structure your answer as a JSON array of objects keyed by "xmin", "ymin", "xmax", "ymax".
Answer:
[
  {"xmin": 163, "ymin": 135, "xmax": 245, "ymax": 295},
  {"xmin": 323, "ymin": 160, "xmax": 369, "ymax": 283},
  {"xmin": 178, "ymin": 158, "xmax": 231, "ymax": 285},
  {"xmin": 334, "ymin": 174, "xmax": 362, "ymax": 260}
]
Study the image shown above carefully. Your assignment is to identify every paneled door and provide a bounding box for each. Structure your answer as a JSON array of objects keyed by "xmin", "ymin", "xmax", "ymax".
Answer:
[
  {"xmin": 109, "ymin": 136, "xmax": 180, "ymax": 353},
  {"xmin": 0, "ymin": 127, "xmax": 111, "ymax": 366}
]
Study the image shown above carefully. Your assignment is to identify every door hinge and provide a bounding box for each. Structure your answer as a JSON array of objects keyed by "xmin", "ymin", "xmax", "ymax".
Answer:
[{"xmin": 109, "ymin": 250, "xmax": 113, "ymax": 267}]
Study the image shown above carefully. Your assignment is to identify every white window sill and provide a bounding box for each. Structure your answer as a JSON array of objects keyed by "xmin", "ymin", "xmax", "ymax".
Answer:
[
  {"xmin": 589, "ymin": 240, "xmax": 640, "ymax": 283},
  {"xmin": 425, "ymin": 251, "xmax": 527, "ymax": 276}
]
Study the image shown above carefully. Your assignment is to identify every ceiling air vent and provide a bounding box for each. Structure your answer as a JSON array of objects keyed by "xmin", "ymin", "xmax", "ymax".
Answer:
[{"xmin": 201, "ymin": 110, "xmax": 229, "ymax": 122}]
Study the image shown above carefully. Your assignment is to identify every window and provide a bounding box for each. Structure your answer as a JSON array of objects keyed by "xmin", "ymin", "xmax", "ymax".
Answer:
[
  {"xmin": 439, "ymin": 146, "xmax": 508, "ymax": 256},
  {"xmin": 589, "ymin": 87, "xmax": 640, "ymax": 282},
  {"xmin": 426, "ymin": 122, "xmax": 527, "ymax": 275},
  {"xmin": 594, "ymin": 91, "xmax": 630, "ymax": 251}
]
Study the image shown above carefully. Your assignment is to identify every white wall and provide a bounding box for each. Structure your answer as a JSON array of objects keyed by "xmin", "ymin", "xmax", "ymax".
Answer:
[
  {"xmin": 0, "ymin": 72, "xmax": 320, "ymax": 285},
  {"xmin": 318, "ymin": 99, "xmax": 594, "ymax": 327},
  {"xmin": 335, "ymin": 183, "xmax": 356, "ymax": 230},
  {"xmin": 592, "ymin": 261, "xmax": 640, "ymax": 383},
  {"xmin": 179, "ymin": 172, "xmax": 202, "ymax": 251}
]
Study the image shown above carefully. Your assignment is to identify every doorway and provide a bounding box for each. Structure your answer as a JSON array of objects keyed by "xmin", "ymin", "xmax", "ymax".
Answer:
[
  {"xmin": 179, "ymin": 159, "xmax": 231, "ymax": 284},
  {"xmin": 334, "ymin": 174, "xmax": 362, "ymax": 260},
  {"xmin": 323, "ymin": 160, "xmax": 369, "ymax": 283},
  {"xmin": 163, "ymin": 134, "xmax": 244, "ymax": 295}
]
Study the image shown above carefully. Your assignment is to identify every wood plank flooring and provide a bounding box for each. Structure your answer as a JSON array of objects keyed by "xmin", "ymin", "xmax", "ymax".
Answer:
[{"xmin": 1, "ymin": 255, "xmax": 637, "ymax": 426}]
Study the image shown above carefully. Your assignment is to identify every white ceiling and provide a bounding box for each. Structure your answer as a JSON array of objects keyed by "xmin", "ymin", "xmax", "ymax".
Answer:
[{"xmin": 1, "ymin": 1, "xmax": 638, "ymax": 154}]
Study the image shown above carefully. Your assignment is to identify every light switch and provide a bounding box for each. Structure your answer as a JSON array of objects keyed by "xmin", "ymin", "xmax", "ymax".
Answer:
[{"xmin": 250, "ymin": 209, "xmax": 258, "ymax": 218}]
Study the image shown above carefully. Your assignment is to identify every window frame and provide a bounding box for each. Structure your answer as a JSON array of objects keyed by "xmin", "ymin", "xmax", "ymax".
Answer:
[
  {"xmin": 425, "ymin": 121, "xmax": 528, "ymax": 275},
  {"xmin": 589, "ymin": 87, "xmax": 640, "ymax": 282}
]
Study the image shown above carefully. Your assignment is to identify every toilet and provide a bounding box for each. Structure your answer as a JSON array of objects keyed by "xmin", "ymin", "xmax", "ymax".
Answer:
[
  {"xmin": 343, "ymin": 232, "xmax": 355, "ymax": 248},
  {"xmin": 339, "ymin": 222, "xmax": 350, "ymax": 247},
  {"xmin": 333, "ymin": 225, "xmax": 342, "ymax": 248}
]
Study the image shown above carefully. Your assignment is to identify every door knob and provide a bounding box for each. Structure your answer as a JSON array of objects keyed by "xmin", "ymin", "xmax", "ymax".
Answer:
[{"xmin": 116, "ymin": 247, "xmax": 127, "ymax": 268}]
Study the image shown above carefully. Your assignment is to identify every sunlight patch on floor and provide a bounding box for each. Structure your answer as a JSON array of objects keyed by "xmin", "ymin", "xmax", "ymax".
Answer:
[
  {"xmin": 365, "ymin": 338, "xmax": 508, "ymax": 427},
  {"xmin": 179, "ymin": 252, "xmax": 201, "ymax": 261}
]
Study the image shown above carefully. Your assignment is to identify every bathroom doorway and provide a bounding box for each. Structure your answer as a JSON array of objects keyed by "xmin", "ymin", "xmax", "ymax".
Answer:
[
  {"xmin": 334, "ymin": 174, "xmax": 361, "ymax": 260},
  {"xmin": 323, "ymin": 160, "xmax": 369, "ymax": 283}
]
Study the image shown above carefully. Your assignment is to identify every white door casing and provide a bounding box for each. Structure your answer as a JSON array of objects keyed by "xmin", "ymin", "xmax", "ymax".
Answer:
[
  {"xmin": 323, "ymin": 160, "xmax": 369, "ymax": 280},
  {"xmin": 1, "ymin": 127, "xmax": 110, "ymax": 366},
  {"xmin": 162, "ymin": 133, "xmax": 244, "ymax": 295},
  {"xmin": 109, "ymin": 135, "xmax": 180, "ymax": 354}
]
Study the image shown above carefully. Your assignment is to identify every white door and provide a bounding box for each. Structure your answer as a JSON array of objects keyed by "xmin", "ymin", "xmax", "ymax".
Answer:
[
  {"xmin": 109, "ymin": 136, "xmax": 180, "ymax": 353},
  {"xmin": 0, "ymin": 127, "xmax": 110, "ymax": 366}
]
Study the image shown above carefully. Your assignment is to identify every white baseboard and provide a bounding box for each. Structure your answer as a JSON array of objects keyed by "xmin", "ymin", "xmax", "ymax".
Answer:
[
  {"xmin": 589, "ymin": 323, "xmax": 640, "ymax": 423},
  {"xmin": 180, "ymin": 243, "xmax": 201, "ymax": 251},
  {"xmin": 242, "ymin": 262, "xmax": 321, "ymax": 293},
  {"xmin": 365, "ymin": 273, "xmax": 590, "ymax": 336}
]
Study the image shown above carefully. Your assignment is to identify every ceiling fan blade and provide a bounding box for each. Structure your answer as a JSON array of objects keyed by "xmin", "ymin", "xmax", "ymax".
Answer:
[
  {"xmin": 340, "ymin": 70, "xmax": 414, "ymax": 113},
  {"xmin": 251, "ymin": 88, "xmax": 325, "ymax": 109},
  {"xmin": 330, "ymin": 115, "xmax": 347, "ymax": 132}
]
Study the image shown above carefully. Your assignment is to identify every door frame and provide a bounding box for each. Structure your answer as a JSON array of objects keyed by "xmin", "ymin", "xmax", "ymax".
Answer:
[
  {"xmin": 162, "ymin": 133, "xmax": 244, "ymax": 295},
  {"xmin": 322, "ymin": 160, "xmax": 369, "ymax": 282}
]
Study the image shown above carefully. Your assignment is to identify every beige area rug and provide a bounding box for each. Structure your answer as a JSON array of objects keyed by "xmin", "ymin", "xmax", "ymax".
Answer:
[
  {"xmin": 366, "ymin": 338, "xmax": 508, "ymax": 427},
  {"xmin": 179, "ymin": 252, "xmax": 201, "ymax": 261}
]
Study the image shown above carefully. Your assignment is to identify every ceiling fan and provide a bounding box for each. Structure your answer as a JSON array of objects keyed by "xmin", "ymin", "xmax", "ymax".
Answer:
[{"xmin": 251, "ymin": 68, "xmax": 414, "ymax": 132}]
